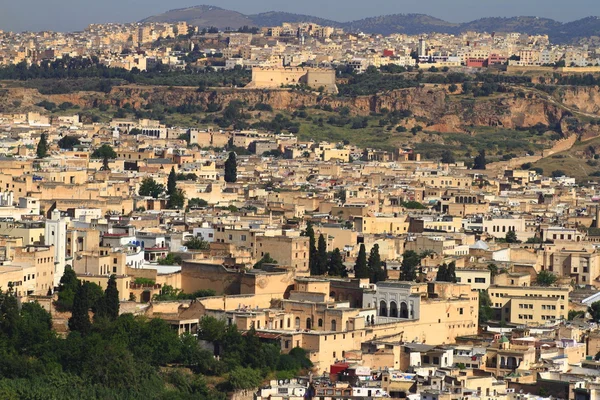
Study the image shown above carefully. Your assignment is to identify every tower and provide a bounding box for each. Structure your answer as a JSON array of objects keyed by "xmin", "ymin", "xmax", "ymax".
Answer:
[{"xmin": 44, "ymin": 209, "xmax": 69, "ymax": 288}]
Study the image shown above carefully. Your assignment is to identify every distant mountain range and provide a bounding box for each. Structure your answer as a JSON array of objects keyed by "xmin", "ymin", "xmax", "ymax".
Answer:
[{"xmin": 140, "ymin": 5, "xmax": 600, "ymax": 43}]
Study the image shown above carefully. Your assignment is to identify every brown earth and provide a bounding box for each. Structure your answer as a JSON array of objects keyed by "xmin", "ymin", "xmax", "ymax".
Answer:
[{"xmin": 1, "ymin": 84, "xmax": 599, "ymax": 135}]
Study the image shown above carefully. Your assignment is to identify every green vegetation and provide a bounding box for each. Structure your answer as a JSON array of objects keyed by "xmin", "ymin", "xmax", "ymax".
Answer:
[
  {"xmin": 436, "ymin": 262, "xmax": 457, "ymax": 283},
  {"xmin": 0, "ymin": 57, "xmax": 251, "ymax": 94},
  {"xmin": 183, "ymin": 236, "xmax": 210, "ymax": 250},
  {"xmin": 400, "ymin": 250, "xmax": 421, "ymax": 281},
  {"xmin": 253, "ymin": 253, "xmax": 278, "ymax": 269},
  {"xmin": 152, "ymin": 285, "xmax": 215, "ymax": 301},
  {"xmin": 91, "ymin": 144, "xmax": 117, "ymax": 159},
  {"xmin": 57, "ymin": 135, "xmax": 81, "ymax": 150},
  {"xmin": 367, "ymin": 244, "xmax": 386, "ymax": 283},
  {"xmin": 589, "ymin": 301, "xmax": 600, "ymax": 322},
  {"xmin": 478, "ymin": 290, "xmax": 494, "ymax": 325},
  {"xmin": 157, "ymin": 254, "xmax": 182, "ymax": 266},
  {"xmin": 36, "ymin": 133, "xmax": 49, "ymax": 158},
  {"xmin": 224, "ymin": 152, "xmax": 237, "ymax": 183},
  {"xmin": 139, "ymin": 177, "xmax": 165, "ymax": 198},
  {"xmin": 536, "ymin": 270, "xmax": 558, "ymax": 286},
  {"xmin": 354, "ymin": 244, "xmax": 369, "ymax": 279},
  {"xmin": 0, "ymin": 278, "xmax": 311, "ymax": 399}
]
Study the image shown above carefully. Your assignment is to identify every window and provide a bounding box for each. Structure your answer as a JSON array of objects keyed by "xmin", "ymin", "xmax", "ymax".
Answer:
[{"xmin": 474, "ymin": 277, "xmax": 486, "ymax": 283}]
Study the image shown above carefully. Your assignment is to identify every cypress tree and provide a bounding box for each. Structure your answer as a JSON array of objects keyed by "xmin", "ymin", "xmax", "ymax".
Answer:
[
  {"xmin": 367, "ymin": 244, "xmax": 386, "ymax": 283},
  {"xmin": 447, "ymin": 261, "xmax": 457, "ymax": 283},
  {"xmin": 400, "ymin": 250, "xmax": 420, "ymax": 281},
  {"xmin": 305, "ymin": 222, "xmax": 317, "ymax": 275},
  {"xmin": 68, "ymin": 281, "xmax": 91, "ymax": 335},
  {"xmin": 354, "ymin": 244, "xmax": 369, "ymax": 279},
  {"xmin": 224, "ymin": 152, "xmax": 237, "ymax": 183},
  {"xmin": 316, "ymin": 234, "xmax": 328, "ymax": 275},
  {"xmin": 328, "ymin": 248, "xmax": 347, "ymax": 277},
  {"xmin": 167, "ymin": 166, "xmax": 177, "ymax": 196},
  {"xmin": 36, "ymin": 133, "xmax": 49, "ymax": 159},
  {"xmin": 436, "ymin": 263, "xmax": 449, "ymax": 282},
  {"xmin": 103, "ymin": 274, "xmax": 120, "ymax": 321}
]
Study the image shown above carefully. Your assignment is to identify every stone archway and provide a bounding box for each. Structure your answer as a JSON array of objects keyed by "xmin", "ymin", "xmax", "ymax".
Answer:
[
  {"xmin": 400, "ymin": 302, "xmax": 409, "ymax": 318},
  {"xmin": 389, "ymin": 301, "xmax": 398, "ymax": 318},
  {"xmin": 379, "ymin": 300, "xmax": 388, "ymax": 317}
]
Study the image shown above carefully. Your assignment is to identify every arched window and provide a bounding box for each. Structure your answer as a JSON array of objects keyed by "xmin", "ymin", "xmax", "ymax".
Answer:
[
  {"xmin": 295, "ymin": 317, "xmax": 300, "ymax": 329},
  {"xmin": 306, "ymin": 318, "xmax": 312, "ymax": 330},
  {"xmin": 379, "ymin": 300, "xmax": 388, "ymax": 317},
  {"xmin": 331, "ymin": 319, "xmax": 337, "ymax": 331},
  {"xmin": 318, "ymin": 318, "xmax": 323, "ymax": 327},
  {"xmin": 389, "ymin": 301, "xmax": 398, "ymax": 318},
  {"xmin": 400, "ymin": 302, "xmax": 409, "ymax": 319}
]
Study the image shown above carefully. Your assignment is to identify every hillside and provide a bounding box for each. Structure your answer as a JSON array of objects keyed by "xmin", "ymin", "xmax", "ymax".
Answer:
[
  {"xmin": 140, "ymin": 5, "xmax": 600, "ymax": 43},
  {"xmin": 140, "ymin": 5, "xmax": 252, "ymax": 29}
]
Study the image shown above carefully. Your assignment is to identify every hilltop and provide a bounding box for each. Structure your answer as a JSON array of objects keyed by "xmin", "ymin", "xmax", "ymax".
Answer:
[{"xmin": 141, "ymin": 5, "xmax": 600, "ymax": 43}]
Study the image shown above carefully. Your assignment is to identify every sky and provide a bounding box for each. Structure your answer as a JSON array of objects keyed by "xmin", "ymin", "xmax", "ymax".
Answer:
[{"xmin": 0, "ymin": 0, "xmax": 599, "ymax": 32}]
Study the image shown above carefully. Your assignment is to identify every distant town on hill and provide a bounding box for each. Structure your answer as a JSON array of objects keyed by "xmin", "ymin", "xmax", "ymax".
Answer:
[{"xmin": 140, "ymin": 5, "xmax": 600, "ymax": 43}]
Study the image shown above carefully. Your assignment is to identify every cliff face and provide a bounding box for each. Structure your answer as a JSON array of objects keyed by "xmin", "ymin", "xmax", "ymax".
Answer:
[
  {"xmin": 2, "ymin": 84, "xmax": 598, "ymax": 135},
  {"xmin": 557, "ymin": 86, "xmax": 600, "ymax": 115}
]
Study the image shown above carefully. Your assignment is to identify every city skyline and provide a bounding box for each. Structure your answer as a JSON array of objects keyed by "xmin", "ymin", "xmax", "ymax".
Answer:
[{"xmin": 1, "ymin": 0, "xmax": 599, "ymax": 33}]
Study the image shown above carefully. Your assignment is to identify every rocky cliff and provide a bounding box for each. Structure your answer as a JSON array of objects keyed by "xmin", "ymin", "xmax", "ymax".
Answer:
[{"xmin": 2, "ymin": 84, "xmax": 598, "ymax": 135}]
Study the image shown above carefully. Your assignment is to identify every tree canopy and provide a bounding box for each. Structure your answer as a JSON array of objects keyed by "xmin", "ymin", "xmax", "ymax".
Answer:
[
  {"xmin": 91, "ymin": 144, "xmax": 117, "ymax": 159},
  {"xmin": 138, "ymin": 177, "xmax": 164, "ymax": 198}
]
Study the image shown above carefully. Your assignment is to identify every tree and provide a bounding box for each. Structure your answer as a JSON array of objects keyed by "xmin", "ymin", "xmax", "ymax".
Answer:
[
  {"xmin": 589, "ymin": 301, "xmax": 600, "ymax": 322},
  {"xmin": 254, "ymin": 253, "xmax": 277, "ymax": 269},
  {"xmin": 473, "ymin": 149, "xmax": 487, "ymax": 170},
  {"xmin": 305, "ymin": 222, "xmax": 317, "ymax": 275},
  {"xmin": 354, "ymin": 244, "xmax": 369, "ymax": 279},
  {"xmin": 368, "ymin": 244, "xmax": 385, "ymax": 283},
  {"xmin": 57, "ymin": 135, "xmax": 80, "ymax": 150},
  {"xmin": 139, "ymin": 177, "xmax": 164, "ymax": 198},
  {"xmin": 400, "ymin": 250, "xmax": 420, "ymax": 281},
  {"xmin": 479, "ymin": 290, "xmax": 494, "ymax": 325},
  {"xmin": 552, "ymin": 169, "xmax": 566, "ymax": 178},
  {"xmin": 188, "ymin": 198, "xmax": 208, "ymax": 209},
  {"xmin": 55, "ymin": 266, "xmax": 79, "ymax": 311},
  {"xmin": 228, "ymin": 367, "xmax": 262, "ymax": 390},
  {"xmin": 536, "ymin": 270, "xmax": 557, "ymax": 286},
  {"xmin": 103, "ymin": 274, "xmax": 120, "ymax": 321},
  {"xmin": 446, "ymin": 261, "xmax": 456, "ymax": 283},
  {"xmin": 91, "ymin": 144, "xmax": 117, "ymax": 159},
  {"xmin": 224, "ymin": 152, "xmax": 237, "ymax": 183},
  {"xmin": 314, "ymin": 234, "xmax": 328, "ymax": 275},
  {"xmin": 487, "ymin": 263, "xmax": 499, "ymax": 278},
  {"xmin": 68, "ymin": 281, "xmax": 91, "ymax": 335},
  {"xmin": 328, "ymin": 248, "xmax": 347, "ymax": 277},
  {"xmin": 36, "ymin": 133, "xmax": 49, "ymax": 158},
  {"xmin": 167, "ymin": 188, "xmax": 185, "ymax": 209},
  {"xmin": 505, "ymin": 230, "xmax": 518, "ymax": 243},
  {"xmin": 441, "ymin": 150, "xmax": 455, "ymax": 164},
  {"xmin": 167, "ymin": 167, "xmax": 177, "ymax": 196},
  {"xmin": 448, "ymin": 83, "xmax": 458, "ymax": 93},
  {"xmin": 100, "ymin": 155, "xmax": 110, "ymax": 171},
  {"xmin": 436, "ymin": 263, "xmax": 448, "ymax": 282},
  {"xmin": 184, "ymin": 236, "xmax": 210, "ymax": 250}
]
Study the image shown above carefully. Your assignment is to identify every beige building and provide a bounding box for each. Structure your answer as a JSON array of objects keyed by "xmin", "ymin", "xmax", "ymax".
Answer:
[{"xmin": 488, "ymin": 285, "xmax": 569, "ymax": 325}]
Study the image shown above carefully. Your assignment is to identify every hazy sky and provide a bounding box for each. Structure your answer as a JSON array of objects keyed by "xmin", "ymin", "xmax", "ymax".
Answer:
[{"xmin": 1, "ymin": 0, "xmax": 599, "ymax": 32}]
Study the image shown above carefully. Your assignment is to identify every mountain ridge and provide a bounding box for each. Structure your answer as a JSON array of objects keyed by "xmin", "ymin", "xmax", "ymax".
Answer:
[{"xmin": 141, "ymin": 5, "xmax": 600, "ymax": 43}]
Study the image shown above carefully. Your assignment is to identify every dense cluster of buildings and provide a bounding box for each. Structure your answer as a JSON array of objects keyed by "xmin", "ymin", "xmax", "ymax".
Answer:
[
  {"xmin": 2, "ymin": 108, "xmax": 600, "ymax": 398},
  {"xmin": 1, "ymin": 21, "xmax": 600, "ymax": 72}
]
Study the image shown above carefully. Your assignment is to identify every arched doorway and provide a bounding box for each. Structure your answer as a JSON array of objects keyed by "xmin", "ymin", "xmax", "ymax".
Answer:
[
  {"xmin": 295, "ymin": 317, "xmax": 300, "ymax": 329},
  {"xmin": 379, "ymin": 300, "xmax": 388, "ymax": 317},
  {"xmin": 306, "ymin": 318, "xmax": 312, "ymax": 330},
  {"xmin": 331, "ymin": 320, "xmax": 337, "ymax": 331},
  {"xmin": 389, "ymin": 301, "xmax": 398, "ymax": 318},
  {"xmin": 318, "ymin": 318, "xmax": 323, "ymax": 327},
  {"xmin": 400, "ymin": 302, "xmax": 409, "ymax": 318}
]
